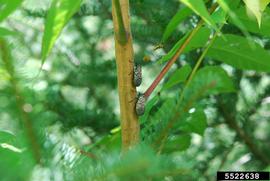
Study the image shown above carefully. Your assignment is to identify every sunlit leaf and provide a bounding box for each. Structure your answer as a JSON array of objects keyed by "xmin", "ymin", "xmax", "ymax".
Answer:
[
  {"xmin": 41, "ymin": 0, "xmax": 82, "ymax": 63},
  {"xmin": 243, "ymin": 0, "xmax": 270, "ymax": 27},
  {"xmin": 0, "ymin": 0, "xmax": 22, "ymax": 22},
  {"xmin": 233, "ymin": 7, "xmax": 270, "ymax": 36},
  {"xmin": 179, "ymin": 0, "xmax": 217, "ymax": 29}
]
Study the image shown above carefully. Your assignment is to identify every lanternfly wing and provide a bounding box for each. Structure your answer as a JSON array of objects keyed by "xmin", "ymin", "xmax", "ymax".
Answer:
[{"xmin": 133, "ymin": 64, "xmax": 142, "ymax": 87}]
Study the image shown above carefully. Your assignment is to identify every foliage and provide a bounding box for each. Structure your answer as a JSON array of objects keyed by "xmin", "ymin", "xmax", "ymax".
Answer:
[{"xmin": 0, "ymin": 0, "xmax": 270, "ymax": 180}]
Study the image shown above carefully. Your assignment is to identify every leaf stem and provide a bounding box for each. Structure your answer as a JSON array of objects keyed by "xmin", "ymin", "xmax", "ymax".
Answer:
[
  {"xmin": 143, "ymin": 3, "xmax": 218, "ymax": 99},
  {"xmin": 156, "ymin": 21, "xmax": 223, "ymax": 153},
  {"xmin": 178, "ymin": 29, "xmax": 220, "ymax": 103},
  {"xmin": 144, "ymin": 21, "xmax": 203, "ymax": 98}
]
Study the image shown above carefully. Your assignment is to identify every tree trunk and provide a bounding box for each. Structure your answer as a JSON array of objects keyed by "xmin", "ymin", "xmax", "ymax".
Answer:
[{"xmin": 111, "ymin": 0, "xmax": 140, "ymax": 151}]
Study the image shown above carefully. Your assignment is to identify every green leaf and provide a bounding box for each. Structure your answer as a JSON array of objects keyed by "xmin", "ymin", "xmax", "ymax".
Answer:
[
  {"xmin": 162, "ymin": 64, "xmax": 192, "ymax": 90},
  {"xmin": 207, "ymin": 34, "xmax": 270, "ymax": 72},
  {"xmin": 217, "ymin": 0, "xmax": 250, "ymax": 36},
  {"xmin": 211, "ymin": 7, "xmax": 227, "ymax": 24},
  {"xmin": 173, "ymin": 67, "xmax": 234, "ymax": 138},
  {"xmin": 0, "ymin": 146, "xmax": 34, "ymax": 180},
  {"xmin": 243, "ymin": 0, "xmax": 270, "ymax": 27},
  {"xmin": 144, "ymin": 67, "xmax": 234, "ymax": 146},
  {"xmin": 140, "ymin": 95, "xmax": 159, "ymax": 124},
  {"xmin": 183, "ymin": 66, "xmax": 235, "ymax": 99},
  {"xmin": 41, "ymin": 0, "xmax": 82, "ymax": 63},
  {"xmin": 90, "ymin": 131, "xmax": 121, "ymax": 151},
  {"xmin": 164, "ymin": 134, "xmax": 191, "ymax": 153},
  {"xmin": 217, "ymin": 0, "xmax": 241, "ymax": 11},
  {"xmin": 0, "ymin": 27, "xmax": 17, "ymax": 37},
  {"xmin": 179, "ymin": 0, "xmax": 217, "ymax": 29},
  {"xmin": 141, "ymin": 98, "xmax": 176, "ymax": 143},
  {"xmin": 148, "ymin": 98, "xmax": 176, "ymax": 127},
  {"xmin": 174, "ymin": 67, "xmax": 234, "ymax": 136},
  {"xmin": 233, "ymin": 7, "xmax": 270, "ymax": 36},
  {"xmin": 0, "ymin": 130, "xmax": 34, "ymax": 180},
  {"xmin": 159, "ymin": 27, "xmax": 211, "ymax": 64},
  {"xmin": 0, "ymin": 130, "xmax": 15, "ymax": 144},
  {"xmin": 162, "ymin": 7, "xmax": 192, "ymax": 43},
  {"xmin": 179, "ymin": 110, "xmax": 207, "ymax": 136},
  {"xmin": 0, "ymin": 0, "xmax": 22, "ymax": 22}
]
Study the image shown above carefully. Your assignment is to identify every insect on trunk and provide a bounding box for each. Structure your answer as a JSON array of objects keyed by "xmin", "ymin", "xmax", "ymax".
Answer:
[{"xmin": 112, "ymin": 0, "xmax": 140, "ymax": 151}]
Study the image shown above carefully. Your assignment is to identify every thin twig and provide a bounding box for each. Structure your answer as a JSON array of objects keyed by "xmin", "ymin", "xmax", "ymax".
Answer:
[
  {"xmin": 143, "ymin": 3, "xmax": 219, "ymax": 99},
  {"xmin": 155, "ymin": 29, "xmax": 221, "ymax": 152}
]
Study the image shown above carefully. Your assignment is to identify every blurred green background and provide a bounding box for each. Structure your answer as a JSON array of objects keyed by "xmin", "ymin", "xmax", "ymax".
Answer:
[{"xmin": 0, "ymin": 0, "xmax": 269, "ymax": 180}]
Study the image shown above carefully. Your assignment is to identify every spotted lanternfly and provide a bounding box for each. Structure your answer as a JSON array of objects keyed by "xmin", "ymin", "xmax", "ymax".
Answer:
[
  {"xmin": 135, "ymin": 93, "xmax": 146, "ymax": 116},
  {"xmin": 133, "ymin": 64, "xmax": 142, "ymax": 87}
]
